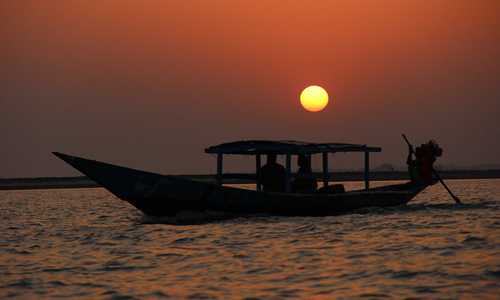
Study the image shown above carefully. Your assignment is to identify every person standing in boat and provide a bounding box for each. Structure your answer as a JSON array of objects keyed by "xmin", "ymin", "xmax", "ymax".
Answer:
[
  {"xmin": 261, "ymin": 153, "xmax": 286, "ymax": 193},
  {"xmin": 407, "ymin": 140, "xmax": 443, "ymax": 184},
  {"xmin": 292, "ymin": 154, "xmax": 318, "ymax": 193}
]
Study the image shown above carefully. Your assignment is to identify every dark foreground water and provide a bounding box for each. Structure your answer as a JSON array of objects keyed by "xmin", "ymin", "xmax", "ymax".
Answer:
[{"xmin": 1, "ymin": 179, "xmax": 499, "ymax": 299}]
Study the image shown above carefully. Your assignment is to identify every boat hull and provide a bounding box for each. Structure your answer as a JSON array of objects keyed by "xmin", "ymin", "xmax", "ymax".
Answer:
[{"xmin": 53, "ymin": 152, "xmax": 428, "ymax": 216}]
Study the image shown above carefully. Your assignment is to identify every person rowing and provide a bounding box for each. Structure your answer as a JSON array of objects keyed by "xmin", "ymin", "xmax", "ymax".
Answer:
[{"xmin": 407, "ymin": 139, "xmax": 443, "ymax": 185}]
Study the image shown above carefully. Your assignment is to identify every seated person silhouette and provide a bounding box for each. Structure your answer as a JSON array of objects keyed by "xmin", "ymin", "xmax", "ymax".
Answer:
[
  {"xmin": 260, "ymin": 153, "xmax": 286, "ymax": 193},
  {"xmin": 292, "ymin": 154, "xmax": 318, "ymax": 193}
]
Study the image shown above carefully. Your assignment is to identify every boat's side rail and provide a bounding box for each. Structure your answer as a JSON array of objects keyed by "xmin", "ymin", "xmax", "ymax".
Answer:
[
  {"xmin": 220, "ymin": 172, "xmax": 334, "ymax": 181},
  {"xmin": 292, "ymin": 172, "xmax": 330, "ymax": 179},
  {"xmin": 221, "ymin": 173, "xmax": 258, "ymax": 181}
]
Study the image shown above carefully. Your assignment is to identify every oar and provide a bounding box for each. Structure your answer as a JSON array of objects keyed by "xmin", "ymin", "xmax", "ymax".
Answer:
[{"xmin": 402, "ymin": 134, "xmax": 461, "ymax": 203}]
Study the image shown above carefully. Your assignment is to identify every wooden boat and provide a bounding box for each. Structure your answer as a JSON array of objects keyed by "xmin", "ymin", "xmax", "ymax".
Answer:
[{"xmin": 53, "ymin": 140, "xmax": 430, "ymax": 216}]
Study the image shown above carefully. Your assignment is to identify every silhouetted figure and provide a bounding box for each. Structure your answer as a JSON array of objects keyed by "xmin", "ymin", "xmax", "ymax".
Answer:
[
  {"xmin": 292, "ymin": 154, "xmax": 318, "ymax": 193},
  {"xmin": 261, "ymin": 154, "xmax": 286, "ymax": 193},
  {"xmin": 407, "ymin": 140, "xmax": 443, "ymax": 184}
]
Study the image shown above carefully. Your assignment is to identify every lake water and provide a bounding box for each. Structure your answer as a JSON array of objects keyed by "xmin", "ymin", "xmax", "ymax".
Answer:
[{"xmin": 1, "ymin": 179, "xmax": 499, "ymax": 299}]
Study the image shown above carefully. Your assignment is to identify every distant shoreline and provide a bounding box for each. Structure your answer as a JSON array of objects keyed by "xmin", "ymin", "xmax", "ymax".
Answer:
[{"xmin": 1, "ymin": 170, "xmax": 499, "ymax": 191}]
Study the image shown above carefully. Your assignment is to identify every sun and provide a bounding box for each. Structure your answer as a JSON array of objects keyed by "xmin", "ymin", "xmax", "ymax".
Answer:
[{"xmin": 300, "ymin": 86, "xmax": 329, "ymax": 112}]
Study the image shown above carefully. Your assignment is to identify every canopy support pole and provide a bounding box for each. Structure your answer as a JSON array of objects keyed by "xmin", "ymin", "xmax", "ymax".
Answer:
[
  {"xmin": 285, "ymin": 151, "xmax": 291, "ymax": 193},
  {"xmin": 256, "ymin": 154, "xmax": 261, "ymax": 191},
  {"xmin": 322, "ymin": 152, "xmax": 329, "ymax": 188},
  {"xmin": 364, "ymin": 150, "xmax": 370, "ymax": 190},
  {"xmin": 217, "ymin": 153, "xmax": 223, "ymax": 186}
]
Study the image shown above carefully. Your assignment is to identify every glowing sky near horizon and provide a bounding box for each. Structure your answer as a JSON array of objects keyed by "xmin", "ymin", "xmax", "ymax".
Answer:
[{"xmin": 1, "ymin": 0, "xmax": 499, "ymax": 178}]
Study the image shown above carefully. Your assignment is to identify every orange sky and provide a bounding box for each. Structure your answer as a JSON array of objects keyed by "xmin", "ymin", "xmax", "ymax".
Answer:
[{"xmin": 1, "ymin": 0, "xmax": 499, "ymax": 177}]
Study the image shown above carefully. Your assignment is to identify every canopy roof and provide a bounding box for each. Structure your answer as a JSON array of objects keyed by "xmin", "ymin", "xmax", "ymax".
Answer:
[{"xmin": 205, "ymin": 140, "xmax": 381, "ymax": 155}]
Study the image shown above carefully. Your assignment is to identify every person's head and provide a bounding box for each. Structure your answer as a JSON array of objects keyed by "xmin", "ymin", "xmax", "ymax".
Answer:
[
  {"xmin": 267, "ymin": 153, "xmax": 277, "ymax": 164},
  {"xmin": 428, "ymin": 140, "xmax": 443, "ymax": 157},
  {"xmin": 416, "ymin": 140, "xmax": 443, "ymax": 159},
  {"xmin": 297, "ymin": 155, "xmax": 308, "ymax": 167}
]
